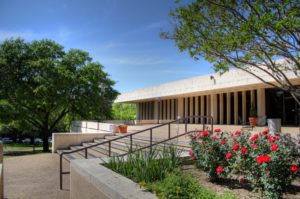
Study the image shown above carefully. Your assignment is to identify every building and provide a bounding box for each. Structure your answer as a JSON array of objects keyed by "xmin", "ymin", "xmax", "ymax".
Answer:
[{"xmin": 116, "ymin": 63, "xmax": 300, "ymax": 127}]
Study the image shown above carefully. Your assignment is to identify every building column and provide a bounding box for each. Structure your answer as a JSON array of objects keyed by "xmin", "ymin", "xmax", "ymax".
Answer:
[
  {"xmin": 234, "ymin": 92, "xmax": 238, "ymax": 125},
  {"xmin": 250, "ymin": 90, "xmax": 255, "ymax": 104},
  {"xmin": 171, "ymin": 99, "xmax": 175, "ymax": 120},
  {"xmin": 185, "ymin": 97, "xmax": 189, "ymax": 120},
  {"xmin": 227, "ymin": 93, "xmax": 231, "ymax": 125},
  {"xmin": 190, "ymin": 96, "xmax": 194, "ymax": 123},
  {"xmin": 200, "ymin": 96, "xmax": 205, "ymax": 123},
  {"xmin": 177, "ymin": 97, "xmax": 184, "ymax": 119},
  {"xmin": 166, "ymin": 99, "xmax": 170, "ymax": 120},
  {"xmin": 154, "ymin": 101, "xmax": 158, "ymax": 120},
  {"xmin": 211, "ymin": 94, "xmax": 218, "ymax": 124},
  {"xmin": 242, "ymin": 91, "xmax": 247, "ymax": 125},
  {"xmin": 136, "ymin": 103, "xmax": 140, "ymax": 120},
  {"xmin": 195, "ymin": 96, "xmax": 199, "ymax": 124},
  {"xmin": 164, "ymin": 100, "xmax": 167, "ymax": 120},
  {"xmin": 160, "ymin": 100, "xmax": 163, "ymax": 120},
  {"xmin": 257, "ymin": 88, "xmax": 266, "ymax": 118},
  {"xmin": 219, "ymin": 94, "xmax": 224, "ymax": 124},
  {"xmin": 206, "ymin": 95, "xmax": 211, "ymax": 124}
]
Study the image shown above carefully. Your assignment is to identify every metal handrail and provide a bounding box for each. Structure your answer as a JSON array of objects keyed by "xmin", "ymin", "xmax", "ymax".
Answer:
[{"xmin": 59, "ymin": 115, "xmax": 213, "ymax": 189}]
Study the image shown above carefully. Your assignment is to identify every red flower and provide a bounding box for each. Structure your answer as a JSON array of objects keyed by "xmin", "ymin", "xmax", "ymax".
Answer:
[
  {"xmin": 193, "ymin": 132, "xmax": 200, "ymax": 139},
  {"xmin": 233, "ymin": 138, "xmax": 238, "ymax": 142},
  {"xmin": 212, "ymin": 135, "xmax": 218, "ymax": 140},
  {"xmin": 241, "ymin": 147, "xmax": 247, "ymax": 155},
  {"xmin": 226, "ymin": 152, "xmax": 232, "ymax": 159},
  {"xmin": 265, "ymin": 134, "xmax": 271, "ymax": 139},
  {"xmin": 251, "ymin": 144, "xmax": 257, "ymax": 149},
  {"xmin": 262, "ymin": 129, "xmax": 268, "ymax": 135},
  {"xmin": 221, "ymin": 140, "xmax": 226, "ymax": 145},
  {"xmin": 200, "ymin": 140, "xmax": 205, "ymax": 145},
  {"xmin": 214, "ymin": 128, "xmax": 221, "ymax": 133},
  {"xmin": 256, "ymin": 155, "xmax": 264, "ymax": 164},
  {"xmin": 291, "ymin": 165, "xmax": 299, "ymax": 173},
  {"xmin": 270, "ymin": 144, "xmax": 278, "ymax": 151},
  {"xmin": 234, "ymin": 131, "xmax": 241, "ymax": 135},
  {"xmin": 232, "ymin": 144, "xmax": 239, "ymax": 150},
  {"xmin": 263, "ymin": 155, "xmax": 271, "ymax": 163},
  {"xmin": 202, "ymin": 131, "xmax": 209, "ymax": 137},
  {"xmin": 250, "ymin": 134, "xmax": 259, "ymax": 142},
  {"xmin": 216, "ymin": 166, "xmax": 223, "ymax": 173},
  {"xmin": 189, "ymin": 150, "xmax": 194, "ymax": 157}
]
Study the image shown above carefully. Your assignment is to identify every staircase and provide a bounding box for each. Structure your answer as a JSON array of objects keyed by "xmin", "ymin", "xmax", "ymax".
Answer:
[{"xmin": 58, "ymin": 116, "xmax": 214, "ymax": 189}]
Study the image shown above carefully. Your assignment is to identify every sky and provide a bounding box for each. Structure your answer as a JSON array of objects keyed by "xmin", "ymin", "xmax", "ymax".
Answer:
[{"xmin": 0, "ymin": 0, "xmax": 214, "ymax": 93}]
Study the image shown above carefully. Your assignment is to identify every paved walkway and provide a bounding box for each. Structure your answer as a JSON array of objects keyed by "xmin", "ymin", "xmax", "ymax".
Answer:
[{"xmin": 4, "ymin": 153, "xmax": 70, "ymax": 199}]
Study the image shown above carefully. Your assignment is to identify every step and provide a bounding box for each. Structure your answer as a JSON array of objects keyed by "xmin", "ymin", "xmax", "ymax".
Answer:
[
  {"xmin": 57, "ymin": 149, "xmax": 83, "ymax": 162},
  {"xmin": 82, "ymin": 142, "xmax": 121, "ymax": 156},
  {"xmin": 70, "ymin": 146, "xmax": 99, "ymax": 159}
]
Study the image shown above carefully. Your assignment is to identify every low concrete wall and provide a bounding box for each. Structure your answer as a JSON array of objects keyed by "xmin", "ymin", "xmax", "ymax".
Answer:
[
  {"xmin": 70, "ymin": 159, "xmax": 157, "ymax": 199},
  {"xmin": 0, "ymin": 142, "xmax": 3, "ymax": 199},
  {"xmin": 52, "ymin": 133, "xmax": 113, "ymax": 153},
  {"xmin": 71, "ymin": 121, "xmax": 119, "ymax": 134}
]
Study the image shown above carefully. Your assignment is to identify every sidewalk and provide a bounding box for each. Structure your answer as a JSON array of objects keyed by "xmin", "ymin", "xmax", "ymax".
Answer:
[{"xmin": 4, "ymin": 153, "xmax": 69, "ymax": 199}]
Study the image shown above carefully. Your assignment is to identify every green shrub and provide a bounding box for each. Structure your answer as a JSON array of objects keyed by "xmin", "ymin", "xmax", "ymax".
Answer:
[
  {"xmin": 106, "ymin": 144, "xmax": 181, "ymax": 183},
  {"xmin": 147, "ymin": 170, "xmax": 237, "ymax": 199}
]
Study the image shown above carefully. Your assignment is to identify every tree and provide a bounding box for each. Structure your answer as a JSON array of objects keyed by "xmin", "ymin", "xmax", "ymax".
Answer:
[
  {"xmin": 112, "ymin": 103, "xmax": 136, "ymax": 120},
  {"xmin": 0, "ymin": 38, "xmax": 119, "ymax": 151},
  {"xmin": 162, "ymin": 0, "xmax": 300, "ymax": 104}
]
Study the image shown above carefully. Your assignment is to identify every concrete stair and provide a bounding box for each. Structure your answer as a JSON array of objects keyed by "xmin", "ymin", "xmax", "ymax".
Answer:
[{"xmin": 58, "ymin": 133, "xmax": 192, "ymax": 163}]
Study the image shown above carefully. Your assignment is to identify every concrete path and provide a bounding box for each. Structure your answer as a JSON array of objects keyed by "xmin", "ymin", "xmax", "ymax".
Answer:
[{"xmin": 4, "ymin": 153, "xmax": 70, "ymax": 199}]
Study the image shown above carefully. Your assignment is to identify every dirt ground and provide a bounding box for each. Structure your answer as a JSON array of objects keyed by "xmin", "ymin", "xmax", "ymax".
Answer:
[
  {"xmin": 4, "ymin": 153, "xmax": 70, "ymax": 199},
  {"xmin": 182, "ymin": 164, "xmax": 300, "ymax": 199}
]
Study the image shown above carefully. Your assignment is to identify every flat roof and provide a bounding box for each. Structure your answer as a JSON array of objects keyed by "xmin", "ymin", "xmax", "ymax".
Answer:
[{"xmin": 116, "ymin": 60, "xmax": 299, "ymax": 103}]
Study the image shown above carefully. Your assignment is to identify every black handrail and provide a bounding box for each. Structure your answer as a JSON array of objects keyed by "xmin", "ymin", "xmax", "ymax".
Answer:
[{"xmin": 59, "ymin": 115, "xmax": 213, "ymax": 189}]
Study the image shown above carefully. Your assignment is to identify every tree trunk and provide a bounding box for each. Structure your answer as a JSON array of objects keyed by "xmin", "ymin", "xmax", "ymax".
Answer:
[{"xmin": 42, "ymin": 130, "xmax": 49, "ymax": 152}]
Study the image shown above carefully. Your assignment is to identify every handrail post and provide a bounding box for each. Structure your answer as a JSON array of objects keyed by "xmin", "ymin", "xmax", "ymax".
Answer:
[
  {"xmin": 108, "ymin": 141, "xmax": 111, "ymax": 157},
  {"xmin": 85, "ymin": 148, "xmax": 88, "ymax": 159},
  {"xmin": 185, "ymin": 118, "xmax": 187, "ymax": 133},
  {"xmin": 60, "ymin": 154, "xmax": 63, "ymax": 190},
  {"xmin": 211, "ymin": 117, "xmax": 213, "ymax": 132},
  {"xmin": 168, "ymin": 123, "xmax": 171, "ymax": 139},
  {"xmin": 130, "ymin": 134, "xmax": 133, "ymax": 153},
  {"xmin": 150, "ymin": 129, "xmax": 153, "ymax": 153}
]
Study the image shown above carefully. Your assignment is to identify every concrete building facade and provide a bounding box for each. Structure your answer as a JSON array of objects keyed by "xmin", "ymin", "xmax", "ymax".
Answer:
[{"xmin": 116, "ymin": 65, "xmax": 300, "ymax": 127}]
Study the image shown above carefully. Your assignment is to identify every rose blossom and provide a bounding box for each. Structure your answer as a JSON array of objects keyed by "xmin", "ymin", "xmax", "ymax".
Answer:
[
  {"xmin": 241, "ymin": 147, "xmax": 247, "ymax": 155},
  {"xmin": 291, "ymin": 165, "xmax": 299, "ymax": 173},
  {"xmin": 221, "ymin": 140, "xmax": 226, "ymax": 145},
  {"xmin": 256, "ymin": 155, "xmax": 264, "ymax": 164},
  {"xmin": 226, "ymin": 152, "xmax": 232, "ymax": 159},
  {"xmin": 250, "ymin": 134, "xmax": 259, "ymax": 142},
  {"xmin": 212, "ymin": 135, "xmax": 218, "ymax": 140},
  {"xmin": 270, "ymin": 144, "xmax": 278, "ymax": 151},
  {"xmin": 214, "ymin": 128, "xmax": 221, "ymax": 133},
  {"xmin": 189, "ymin": 150, "xmax": 194, "ymax": 157},
  {"xmin": 202, "ymin": 131, "xmax": 209, "ymax": 137},
  {"xmin": 193, "ymin": 132, "xmax": 200, "ymax": 139},
  {"xmin": 263, "ymin": 155, "xmax": 271, "ymax": 163},
  {"xmin": 251, "ymin": 144, "xmax": 258, "ymax": 149},
  {"xmin": 262, "ymin": 129, "xmax": 268, "ymax": 135},
  {"xmin": 234, "ymin": 131, "xmax": 241, "ymax": 135},
  {"xmin": 232, "ymin": 144, "xmax": 239, "ymax": 150},
  {"xmin": 216, "ymin": 166, "xmax": 223, "ymax": 173}
]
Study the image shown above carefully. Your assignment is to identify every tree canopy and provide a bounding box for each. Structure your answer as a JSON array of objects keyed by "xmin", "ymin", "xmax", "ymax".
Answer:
[
  {"xmin": 0, "ymin": 38, "xmax": 119, "ymax": 151},
  {"xmin": 163, "ymin": 0, "xmax": 300, "ymax": 104},
  {"xmin": 112, "ymin": 103, "xmax": 136, "ymax": 120}
]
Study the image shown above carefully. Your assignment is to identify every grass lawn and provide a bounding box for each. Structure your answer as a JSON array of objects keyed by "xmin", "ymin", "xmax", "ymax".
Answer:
[{"xmin": 3, "ymin": 142, "xmax": 52, "ymax": 157}]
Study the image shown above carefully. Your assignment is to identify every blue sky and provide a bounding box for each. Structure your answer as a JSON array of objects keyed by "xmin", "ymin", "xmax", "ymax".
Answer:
[{"xmin": 0, "ymin": 0, "xmax": 214, "ymax": 92}]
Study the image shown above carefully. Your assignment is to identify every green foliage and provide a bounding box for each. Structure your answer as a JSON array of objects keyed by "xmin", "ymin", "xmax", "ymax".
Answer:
[
  {"xmin": 0, "ymin": 38, "xmax": 118, "ymax": 151},
  {"xmin": 112, "ymin": 103, "xmax": 136, "ymax": 120},
  {"xmin": 147, "ymin": 170, "xmax": 237, "ymax": 199},
  {"xmin": 165, "ymin": 0, "xmax": 300, "ymax": 102},
  {"xmin": 190, "ymin": 129, "xmax": 299, "ymax": 198},
  {"xmin": 106, "ymin": 145, "xmax": 181, "ymax": 183}
]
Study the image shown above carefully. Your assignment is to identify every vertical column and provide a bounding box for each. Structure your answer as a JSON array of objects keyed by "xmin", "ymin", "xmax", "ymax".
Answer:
[
  {"xmin": 200, "ymin": 96, "xmax": 205, "ymax": 123},
  {"xmin": 219, "ymin": 93, "xmax": 224, "ymax": 124},
  {"xmin": 160, "ymin": 100, "xmax": 163, "ymax": 120},
  {"xmin": 136, "ymin": 102, "xmax": 140, "ymax": 120},
  {"xmin": 227, "ymin": 93, "xmax": 231, "ymax": 125},
  {"xmin": 242, "ymin": 91, "xmax": 247, "ymax": 125},
  {"xmin": 154, "ymin": 101, "xmax": 158, "ymax": 120},
  {"xmin": 250, "ymin": 90, "xmax": 255, "ymax": 104},
  {"xmin": 171, "ymin": 99, "xmax": 175, "ymax": 120},
  {"xmin": 206, "ymin": 95, "xmax": 211, "ymax": 124},
  {"xmin": 185, "ymin": 97, "xmax": 189, "ymax": 120},
  {"xmin": 146, "ymin": 102, "xmax": 149, "ymax": 120},
  {"xmin": 177, "ymin": 97, "xmax": 184, "ymax": 119},
  {"xmin": 211, "ymin": 94, "xmax": 218, "ymax": 124},
  {"xmin": 195, "ymin": 96, "xmax": 199, "ymax": 123},
  {"xmin": 257, "ymin": 88, "xmax": 266, "ymax": 118},
  {"xmin": 164, "ymin": 100, "xmax": 167, "ymax": 120},
  {"xmin": 190, "ymin": 96, "xmax": 194, "ymax": 123},
  {"xmin": 166, "ymin": 99, "xmax": 170, "ymax": 120},
  {"xmin": 234, "ymin": 92, "xmax": 238, "ymax": 125}
]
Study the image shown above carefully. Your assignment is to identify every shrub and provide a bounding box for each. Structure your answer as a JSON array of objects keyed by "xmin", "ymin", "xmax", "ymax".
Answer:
[
  {"xmin": 190, "ymin": 129, "xmax": 299, "ymax": 198},
  {"xmin": 106, "ymin": 144, "xmax": 181, "ymax": 183}
]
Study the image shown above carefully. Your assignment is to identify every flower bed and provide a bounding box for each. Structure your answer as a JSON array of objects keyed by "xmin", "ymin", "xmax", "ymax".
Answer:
[{"xmin": 190, "ymin": 128, "xmax": 300, "ymax": 198}]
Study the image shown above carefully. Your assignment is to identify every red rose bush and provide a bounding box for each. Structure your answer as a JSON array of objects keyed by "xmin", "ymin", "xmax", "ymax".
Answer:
[{"xmin": 190, "ymin": 128, "xmax": 299, "ymax": 198}]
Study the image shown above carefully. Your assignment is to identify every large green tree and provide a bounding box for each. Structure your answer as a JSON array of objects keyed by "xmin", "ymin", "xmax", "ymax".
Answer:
[
  {"xmin": 0, "ymin": 38, "xmax": 118, "ymax": 151},
  {"xmin": 112, "ymin": 103, "xmax": 136, "ymax": 120},
  {"xmin": 163, "ymin": 0, "xmax": 300, "ymax": 104}
]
